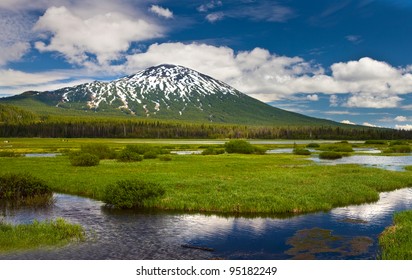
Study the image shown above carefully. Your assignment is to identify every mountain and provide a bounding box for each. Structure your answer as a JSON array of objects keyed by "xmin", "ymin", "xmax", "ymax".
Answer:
[{"xmin": 2, "ymin": 64, "xmax": 338, "ymax": 126}]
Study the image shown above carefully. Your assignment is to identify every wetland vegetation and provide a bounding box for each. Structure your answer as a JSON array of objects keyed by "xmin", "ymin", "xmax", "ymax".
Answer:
[
  {"xmin": 0, "ymin": 218, "xmax": 84, "ymax": 253},
  {"xmin": 1, "ymin": 138, "xmax": 412, "ymax": 257}
]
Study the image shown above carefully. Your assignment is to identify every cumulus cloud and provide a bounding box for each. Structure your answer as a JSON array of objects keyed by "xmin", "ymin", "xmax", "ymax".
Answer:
[
  {"xmin": 149, "ymin": 5, "xmax": 173, "ymax": 19},
  {"xmin": 395, "ymin": 116, "xmax": 408, "ymax": 122},
  {"xmin": 33, "ymin": 6, "xmax": 163, "ymax": 65},
  {"xmin": 0, "ymin": 42, "xmax": 30, "ymax": 66},
  {"xmin": 197, "ymin": 1, "xmax": 222, "ymax": 12},
  {"xmin": 345, "ymin": 94, "xmax": 402, "ymax": 108},
  {"xmin": 341, "ymin": 120, "xmax": 356, "ymax": 125},
  {"xmin": 363, "ymin": 122, "xmax": 379, "ymax": 127},
  {"xmin": 123, "ymin": 43, "xmax": 412, "ymax": 105},
  {"xmin": 0, "ymin": 69, "xmax": 69, "ymax": 87},
  {"xmin": 306, "ymin": 94, "xmax": 319, "ymax": 101},
  {"xmin": 395, "ymin": 124, "xmax": 412, "ymax": 131},
  {"xmin": 206, "ymin": 12, "xmax": 225, "ymax": 22}
]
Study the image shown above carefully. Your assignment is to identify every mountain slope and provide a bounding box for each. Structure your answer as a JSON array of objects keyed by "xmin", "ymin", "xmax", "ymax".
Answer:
[{"xmin": 1, "ymin": 64, "xmax": 338, "ymax": 126}]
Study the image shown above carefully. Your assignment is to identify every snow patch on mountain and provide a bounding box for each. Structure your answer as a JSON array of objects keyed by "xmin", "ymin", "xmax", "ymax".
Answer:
[{"xmin": 55, "ymin": 64, "xmax": 242, "ymax": 116}]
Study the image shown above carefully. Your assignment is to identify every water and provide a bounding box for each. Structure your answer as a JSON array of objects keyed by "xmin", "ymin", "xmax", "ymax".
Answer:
[
  {"xmin": 1, "ymin": 188, "xmax": 412, "ymax": 260},
  {"xmin": 170, "ymin": 150, "xmax": 202, "ymax": 155},
  {"xmin": 310, "ymin": 155, "xmax": 412, "ymax": 171},
  {"xmin": 25, "ymin": 153, "xmax": 60, "ymax": 157}
]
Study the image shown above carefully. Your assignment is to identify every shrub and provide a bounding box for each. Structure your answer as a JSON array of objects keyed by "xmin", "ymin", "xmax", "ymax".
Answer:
[
  {"xmin": 143, "ymin": 151, "xmax": 158, "ymax": 159},
  {"xmin": 69, "ymin": 152, "xmax": 100, "ymax": 166},
  {"xmin": 80, "ymin": 143, "xmax": 116, "ymax": 159},
  {"xmin": 389, "ymin": 140, "xmax": 409, "ymax": 146},
  {"xmin": 202, "ymin": 147, "xmax": 225, "ymax": 155},
  {"xmin": 224, "ymin": 140, "xmax": 255, "ymax": 154},
  {"xmin": 159, "ymin": 155, "xmax": 172, "ymax": 161},
  {"xmin": 383, "ymin": 145, "xmax": 411, "ymax": 154},
  {"xmin": 320, "ymin": 144, "xmax": 353, "ymax": 153},
  {"xmin": 103, "ymin": 179, "xmax": 165, "ymax": 209},
  {"xmin": 124, "ymin": 144, "xmax": 148, "ymax": 154},
  {"xmin": 0, "ymin": 173, "xmax": 52, "ymax": 205},
  {"xmin": 319, "ymin": 151, "xmax": 343, "ymax": 160},
  {"xmin": 117, "ymin": 150, "xmax": 143, "ymax": 162},
  {"xmin": 0, "ymin": 151, "xmax": 21, "ymax": 157},
  {"xmin": 306, "ymin": 143, "xmax": 320, "ymax": 148},
  {"xmin": 294, "ymin": 148, "xmax": 311, "ymax": 155}
]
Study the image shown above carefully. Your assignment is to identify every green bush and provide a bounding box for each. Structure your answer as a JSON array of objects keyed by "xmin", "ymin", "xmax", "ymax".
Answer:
[
  {"xmin": 224, "ymin": 140, "xmax": 255, "ymax": 154},
  {"xmin": 80, "ymin": 143, "xmax": 116, "ymax": 159},
  {"xmin": 117, "ymin": 150, "xmax": 143, "ymax": 162},
  {"xmin": 69, "ymin": 152, "xmax": 100, "ymax": 166},
  {"xmin": 294, "ymin": 148, "xmax": 311, "ymax": 155},
  {"xmin": 319, "ymin": 151, "xmax": 343, "ymax": 160},
  {"xmin": 202, "ymin": 147, "xmax": 225, "ymax": 155},
  {"xmin": 143, "ymin": 151, "xmax": 158, "ymax": 159},
  {"xmin": 124, "ymin": 145, "xmax": 152, "ymax": 155},
  {"xmin": 320, "ymin": 144, "xmax": 353, "ymax": 153},
  {"xmin": 159, "ymin": 155, "xmax": 172, "ymax": 161},
  {"xmin": 389, "ymin": 140, "xmax": 409, "ymax": 146},
  {"xmin": 0, "ymin": 173, "xmax": 52, "ymax": 204},
  {"xmin": 103, "ymin": 180, "xmax": 165, "ymax": 209},
  {"xmin": 383, "ymin": 145, "xmax": 411, "ymax": 153},
  {"xmin": 0, "ymin": 151, "xmax": 21, "ymax": 157},
  {"xmin": 306, "ymin": 143, "xmax": 320, "ymax": 148}
]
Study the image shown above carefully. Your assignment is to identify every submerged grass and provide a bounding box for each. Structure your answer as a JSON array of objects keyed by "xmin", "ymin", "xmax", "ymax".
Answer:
[
  {"xmin": 0, "ymin": 218, "xmax": 84, "ymax": 253},
  {"xmin": 379, "ymin": 210, "xmax": 412, "ymax": 259},
  {"xmin": 1, "ymin": 152, "xmax": 411, "ymax": 214}
]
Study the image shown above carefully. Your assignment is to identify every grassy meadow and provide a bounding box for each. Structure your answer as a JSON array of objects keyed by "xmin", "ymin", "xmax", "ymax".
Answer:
[{"xmin": 1, "ymin": 138, "xmax": 412, "ymax": 214}]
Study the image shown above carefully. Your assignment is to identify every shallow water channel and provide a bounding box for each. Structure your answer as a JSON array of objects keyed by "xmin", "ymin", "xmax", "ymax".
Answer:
[{"xmin": 1, "ymin": 187, "xmax": 412, "ymax": 260}]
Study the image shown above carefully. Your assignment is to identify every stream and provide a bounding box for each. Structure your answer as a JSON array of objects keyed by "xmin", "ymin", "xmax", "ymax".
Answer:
[{"xmin": 1, "ymin": 187, "xmax": 412, "ymax": 260}]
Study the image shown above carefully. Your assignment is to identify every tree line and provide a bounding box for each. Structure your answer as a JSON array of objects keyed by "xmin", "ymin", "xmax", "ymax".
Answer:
[{"xmin": 1, "ymin": 118, "xmax": 411, "ymax": 140}]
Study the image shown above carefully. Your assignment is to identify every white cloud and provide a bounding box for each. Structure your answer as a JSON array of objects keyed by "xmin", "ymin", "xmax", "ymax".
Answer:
[
  {"xmin": 395, "ymin": 116, "xmax": 408, "ymax": 122},
  {"xmin": 345, "ymin": 35, "xmax": 362, "ymax": 44},
  {"xmin": 395, "ymin": 124, "xmax": 412, "ymax": 131},
  {"xmin": 123, "ymin": 43, "xmax": 412, "ymax": 105},
  {"xmin": 33, "ymin": 6, "xmax": 163, "ymax": 65},
  {"xmin": 363, "ymin": 122, "xmax": 379, "ymax": 127},
  {"xmin": 149, "ymin": 5, "xmax": 173, "ymax": 19},
  {"xmin": 306, "ymin": 94, "xmax": 319, "ymax": 101},
  {"xmin": 1, "ymin": 79, "xmax": 95, "ymax": 95},
  {"xmin": 206, "ymin": 12, "xmax": 225, "ymax": 22},
  {"xmin": 345, "ymin": 94, "xmax": 402, "ymax": 108},
  {"xmin": 341, "ymin": 120, "xmax": 356, "ymax": 125},
  {"xmin": 0, "ymin": 42, "xmax": 30, "ymax": 66},
  {"xmin": 198, "ymin": 1, "xmax": 223, "ymax": 12},
  {"xmin": 0, "ymin": 10, "xmax": 36, "ymax": 65},
  {"xmin": 325, "ymin": 110, "xmax": 359, "ymax": 115},
  {"xmin": 0, "ymin": 69, "xmax": 69, "ymax": 87}
]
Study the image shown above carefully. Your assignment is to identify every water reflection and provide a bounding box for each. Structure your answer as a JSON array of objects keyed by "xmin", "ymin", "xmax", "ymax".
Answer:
[
  {"xmin": 1, "ymin": 188, "xmax": 412, "ymax": 260},
  {"xmin": 311, "ymin": 155, "xmax": 412, "ymax": 171}
]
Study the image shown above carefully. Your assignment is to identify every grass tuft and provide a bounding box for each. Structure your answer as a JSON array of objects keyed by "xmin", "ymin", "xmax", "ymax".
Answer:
[{"xmin": 0, "ymin": 218, "xmax": 84, "ymax": 253}]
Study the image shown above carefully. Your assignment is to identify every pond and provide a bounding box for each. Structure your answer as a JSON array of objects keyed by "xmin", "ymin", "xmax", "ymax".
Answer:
[
  {"xmin": 310, "ymin": 155, "xmax": 412, "ymax": 171},
  {"xmin": 1, "ymin": 188, "xmax": 412, "ymax": 260}
]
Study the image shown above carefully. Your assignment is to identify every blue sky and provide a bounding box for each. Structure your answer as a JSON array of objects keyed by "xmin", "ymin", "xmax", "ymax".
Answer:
[{"xmin": 1, "ymin": 0, "xmax": 412, "ymax": 129}]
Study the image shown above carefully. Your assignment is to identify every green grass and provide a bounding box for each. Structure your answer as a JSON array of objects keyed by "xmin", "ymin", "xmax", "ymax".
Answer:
[
  {"xmin": 0, "ymin": 151, "xmax": 411, "ymax": 214},
  {"xmin": 379, "ymin": 210, "xmax": 412, "ymax": 259},
  {"xmin": 0, "ymin": 218, "xmax": 84, "ymax": 253}
]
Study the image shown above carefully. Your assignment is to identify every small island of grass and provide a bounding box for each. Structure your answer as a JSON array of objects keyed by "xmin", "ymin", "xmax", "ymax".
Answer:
[
  {"xmin": 0, "ymin": 218, "xmax": 84, "ymax": 253},
  {"xmin": 379, "ymin": 210, "xmax": 412, "ymax": 260}
]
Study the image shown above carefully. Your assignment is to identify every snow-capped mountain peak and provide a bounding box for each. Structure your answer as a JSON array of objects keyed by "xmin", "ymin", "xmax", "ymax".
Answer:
[{"xmin": 57, "ymin": 64, "xmax": 242, "ymax": 117}]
